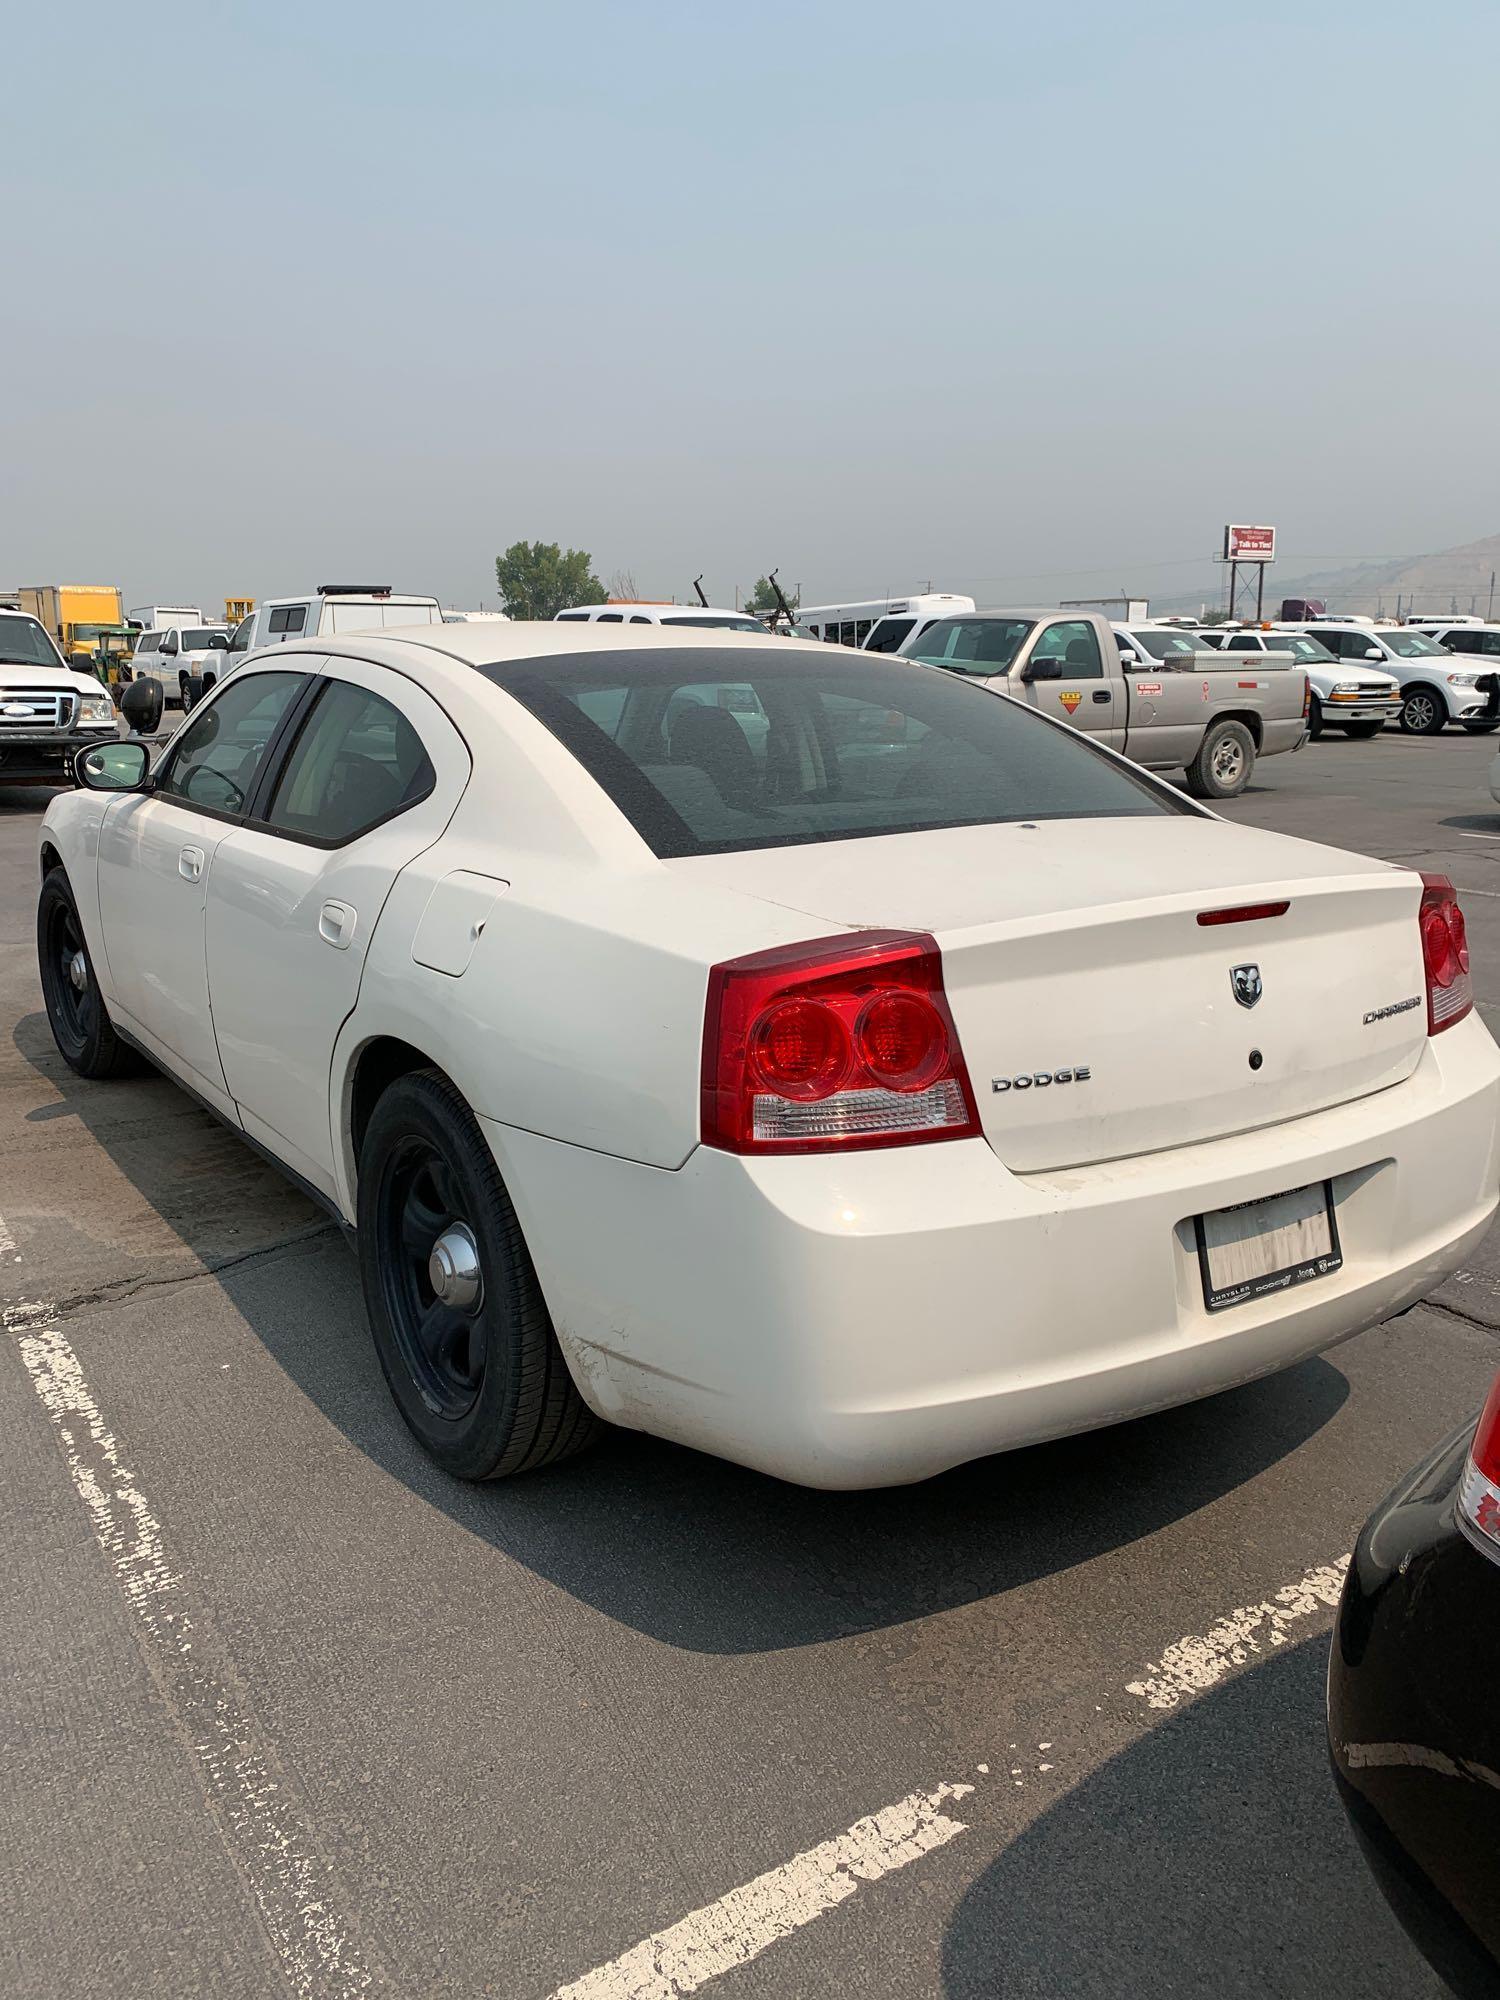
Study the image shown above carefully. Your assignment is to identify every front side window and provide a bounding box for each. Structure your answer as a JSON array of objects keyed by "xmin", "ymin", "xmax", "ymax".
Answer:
[
  {"xmin": 156, "ymin": 672, "xmax": 304, "ymax": 816},
  {"xmin": 264, "ymin": 681, "xmax": 434, "ymax": 842},
  {"xmin": 904, "ymin": 618, "xmax": 1036, "ymax": 673},
  {"xmin": 1031, "ymin": 620, "xmax": 1104, "ymax": 677},
  {"xmin": 228, "ymin": 615, "xmax": 255, "ymax": 653},
  {"xmin": 483, "ymin": 646, "xmax": 1186, "ymax": 859}
]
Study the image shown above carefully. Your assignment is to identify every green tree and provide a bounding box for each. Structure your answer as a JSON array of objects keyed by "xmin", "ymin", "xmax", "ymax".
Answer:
[
  {"xmin": 494, "ymin": 541, "xmax": 603, "ymax": 621},
  {"xmin": 743, "ymin": 575, "xmax": 797, "ymax": 617}
]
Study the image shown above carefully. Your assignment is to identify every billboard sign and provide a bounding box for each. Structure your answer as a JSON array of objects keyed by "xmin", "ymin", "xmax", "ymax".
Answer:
[{"xmin": 1223, "ymin": 524, "xmax": 1276, "ymax": 564}]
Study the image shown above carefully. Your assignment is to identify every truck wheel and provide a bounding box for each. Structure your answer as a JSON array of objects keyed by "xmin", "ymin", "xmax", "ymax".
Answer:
[
  {"xmin": 1400, "ymin": 686, "xmax": 1446, "ymax": 735},
  {"xmin": 357, "ymin": 1068, "xmax": 602, "ymax": 1480},
  {"xmin": 37, "ymin": 872, "xmax": 140, "ymax": 1080},
  {"xmin": 1342, "ymin": 720, "xmax": 1384, "ymax": 739},
  {"xmin": 1186, "ymin": 720, "xmax": 1255, "ymax": 800},
  {"xmin": 1307, "ymin": 694, "xmax": 1324, "ymax": 741}
]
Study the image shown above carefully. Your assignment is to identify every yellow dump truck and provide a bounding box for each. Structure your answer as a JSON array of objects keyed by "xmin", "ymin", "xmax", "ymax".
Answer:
[{"xmin": 20, "ymin": 584, "xmax": 136, "ymax": 684}]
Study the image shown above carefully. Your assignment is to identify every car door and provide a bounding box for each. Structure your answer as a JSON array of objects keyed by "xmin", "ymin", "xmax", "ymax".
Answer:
[
  {"xmin": 94, "ymin": 667, "xmax": 310, "ymax": 1107},
  {"xmin": 203, "ymin": 660, "xmax": 471, "ymax": 1195},
  {"xmin": 1013, "ymin": 619, "xmax": 1123, "ymax": 746}
]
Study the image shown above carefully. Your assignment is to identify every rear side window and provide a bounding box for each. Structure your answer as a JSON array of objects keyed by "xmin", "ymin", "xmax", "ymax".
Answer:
[
  {"xmin": 482, "ymin": 646, "xmax": 1187, "ymax": 859},
  {"xmin": 264, "ymin": 681, "xmax": 434, "ymax": 842},
  {"xmin": 268, "ymin": 605, "xmax": 307, "ymax": 636}
]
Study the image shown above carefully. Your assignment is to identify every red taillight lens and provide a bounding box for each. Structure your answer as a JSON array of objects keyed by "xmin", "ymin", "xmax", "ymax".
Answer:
[
  {"xmin": 701, "ymin": 930, "xmax": 980, "ymax": 1154},
  {"xmin": 1419, "ymin": 873, "xmax": 1472, "ymax": 1034},
  {"xmin": 1458, "ymin": 1369, "xmax": 1500, "ymax": 1564},
  {"xmin": 748, "ymin": 999, "xmax": 849, "ymax": 1100}
]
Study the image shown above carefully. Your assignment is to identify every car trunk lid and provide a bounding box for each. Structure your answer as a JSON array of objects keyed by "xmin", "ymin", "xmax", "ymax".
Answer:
[{"xmin": 671, "ymin": 817, "xmax": 1428, "ymax": 1172}]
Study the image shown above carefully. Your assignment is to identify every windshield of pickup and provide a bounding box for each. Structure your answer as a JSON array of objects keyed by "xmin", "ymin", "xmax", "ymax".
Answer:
[
  {"xmin": 1124, "ymin": 629, "xmax": 1201, "ymax": 662},
  {"xmin": 1375, "ymin": 628, "xmax": 1448, "ymax": 658},
  {"xmin": 484, "ymin": 645, "xmax": 1187, "ymax": 857},
  {"xmin": 0, "ymin": 616, "xmax": 66, "ymax": 668},
  {"xmin": 179, "ymin": 628, "xmax": 229, "ymax": 651},
  {"xmin": 901, "ymin": 618, "xmax": 1035, "ymax": 673}
]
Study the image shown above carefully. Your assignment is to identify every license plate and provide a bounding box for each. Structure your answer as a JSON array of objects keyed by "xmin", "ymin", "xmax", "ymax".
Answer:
[{"xmin": 1195, "ymin": 1180, "xmax": 1342, "ymax": 1313}]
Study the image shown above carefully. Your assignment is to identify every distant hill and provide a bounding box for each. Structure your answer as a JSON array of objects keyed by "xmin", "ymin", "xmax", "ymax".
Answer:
[{"xmin": 1160, "ymin": 532, "xmax": 1500, "ymax": 620}]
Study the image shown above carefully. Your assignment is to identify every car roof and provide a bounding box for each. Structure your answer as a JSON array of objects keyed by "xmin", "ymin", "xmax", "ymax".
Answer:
[{"xmin": 299, "ymin": 619, "xmax": 829, "ymax": 673}]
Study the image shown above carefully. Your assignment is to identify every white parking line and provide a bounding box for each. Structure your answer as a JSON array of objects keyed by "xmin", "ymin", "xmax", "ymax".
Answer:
[
  {"xmin": 550, "ymin": 1783, "xmax": 973, "ymax": 2000},
  {"xmin": 551, "ymin": 1552, "xmax": 1352, "ymax": 1998},
  {"xmin": 5, "ymin": 1281, "xmax": 377, "ymax": 2000},
  {"xmin": 1123, "ymin": 1555, "xmax": 1351, "ymax": 1710}
]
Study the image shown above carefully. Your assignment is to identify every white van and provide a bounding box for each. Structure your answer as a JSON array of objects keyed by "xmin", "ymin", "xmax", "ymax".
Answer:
[
  {"xmin": 796, "ymin": 592, "xmax": 977, "ymax": 653},
  {"xmin": 555, "ymin": 603, "xmax": 765, "ymax": 632},
  {"xmin": 223, "ymin": 586, "xmax": 444, "ymax": 684}
]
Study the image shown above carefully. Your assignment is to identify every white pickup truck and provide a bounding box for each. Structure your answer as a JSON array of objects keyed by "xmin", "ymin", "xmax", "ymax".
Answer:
[
  {"xmin": 900, "ymin": 610, "xmax": 1307, "ymax": 798},
  {"xmin": 1191, "ymin": 626, "xmax": 1403, "ymax": 739},
  {"xmin": 0, "ymin": 609, "xmax": 119, "ymax": 787}
]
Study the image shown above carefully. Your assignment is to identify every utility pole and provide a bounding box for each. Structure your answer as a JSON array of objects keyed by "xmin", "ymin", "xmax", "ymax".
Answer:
[{"xmin": 1490, "ymin": 570, "xmax": 1496, "ymax": 620}]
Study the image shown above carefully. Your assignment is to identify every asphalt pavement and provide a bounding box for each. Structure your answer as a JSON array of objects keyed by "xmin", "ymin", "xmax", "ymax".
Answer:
[{"xmin": 3, "ymin": 728, "xmax": 1499, "ymax": 2000}]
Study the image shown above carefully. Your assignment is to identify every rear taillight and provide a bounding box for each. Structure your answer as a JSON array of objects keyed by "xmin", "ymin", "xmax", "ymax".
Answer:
[
  {"xmin": 701, "ymin": 930, "xmax": 980, "ymax": 1154},
  {"xmin": 1458, "ymin": 1370, "xmax": 1500, "ymax": 1565},
  {"xmin": 1419, "ymin": 873, "xmax": 1472, "ymax": 1035}
]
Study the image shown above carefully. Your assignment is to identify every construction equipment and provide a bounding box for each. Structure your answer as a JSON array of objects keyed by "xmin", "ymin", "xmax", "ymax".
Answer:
[
  {"xmin": 20, "ymin": 585, "xmax": 136, "ymax": 684},
  {"xmin": 225, "ymin": 596, "xmax": 254, "ymax": 626}
]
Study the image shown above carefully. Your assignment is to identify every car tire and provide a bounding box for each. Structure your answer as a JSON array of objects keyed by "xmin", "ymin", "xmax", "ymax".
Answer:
[
  {"xmin": 36, "ymin": 870, "xmax": 140, "ymax": 1080},
  {"xmin": 1185, "ymin": 719, "xmax": 1255, "ymax": 800},
  {"xmin": 1307, "ymin": 694, "xmax": 1324, "ymax": 741},
  {"xmin": 1342, "ymin": 720, "xmax": 1384, "ymax": 739},
  {"xmin": 357, "ymin": 1067, "xmax": 602, "ymax": 1480},
  {"xmin": 1400, "ymin": 686, "xmax": 1447, "ymax": 735}
]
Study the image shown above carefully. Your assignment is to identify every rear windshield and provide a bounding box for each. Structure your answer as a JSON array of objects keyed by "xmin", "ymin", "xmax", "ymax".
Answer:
[
  {"xmin": 660, "ymin": 614, "xmax": 766, "ymax": 632},
  {"xmin": 482, "ymin": 647, "xmax": 1186, "ymax": 858},
  {"xmin": 1128, "ymin": 629, "xmax": 1201, "ymax": 661}
]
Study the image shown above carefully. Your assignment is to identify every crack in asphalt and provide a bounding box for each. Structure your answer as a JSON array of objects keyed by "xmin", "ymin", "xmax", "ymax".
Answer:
[{"xmin": 38, "ymin": 1220, "xmax": 340, "ymax": 1323}]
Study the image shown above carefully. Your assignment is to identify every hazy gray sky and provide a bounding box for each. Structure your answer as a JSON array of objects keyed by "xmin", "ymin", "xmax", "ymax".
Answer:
[{"xmin": 6, "ymin": 1, "xmax": 1498, "ymax": 615}]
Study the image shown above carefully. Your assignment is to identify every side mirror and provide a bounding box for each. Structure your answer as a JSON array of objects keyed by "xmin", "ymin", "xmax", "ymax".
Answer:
[
  {"xmin": 1363, "ymin": 647, "xmax": 1383, "ymax": 660},
  {"xmin": 74, "ymin": 739, "xmax": 151, "ymax": 791},
  {"xmin": 120, "ymin": 676, "xmax": 164, "ymax": 734},
  {"xmin": 1023, "ymin": 657, "xmax": 1063, "ymax": 682}
]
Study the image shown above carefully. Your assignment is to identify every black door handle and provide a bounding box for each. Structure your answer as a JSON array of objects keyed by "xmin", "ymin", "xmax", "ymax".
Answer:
[{"xmin": 1091, "ymin": 689, "xmax": 1112, "ymax": 703}]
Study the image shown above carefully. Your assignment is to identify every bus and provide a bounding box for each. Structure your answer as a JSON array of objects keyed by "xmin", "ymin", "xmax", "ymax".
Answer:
[{"xmin": 794, "ymin": 592, "xmax": 976, "ymax": 653}]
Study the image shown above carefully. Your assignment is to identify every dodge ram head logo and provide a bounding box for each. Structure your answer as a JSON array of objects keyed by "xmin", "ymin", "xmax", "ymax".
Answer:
[{"xmin": 1231, "ymin": 963, "xmax": 1263, "ymax": 1009}]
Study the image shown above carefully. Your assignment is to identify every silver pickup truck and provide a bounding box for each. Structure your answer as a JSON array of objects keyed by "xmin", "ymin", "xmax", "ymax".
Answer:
[{"xmin": 898, "ymin": 610, "xmax": 1307, "ymax": 799}]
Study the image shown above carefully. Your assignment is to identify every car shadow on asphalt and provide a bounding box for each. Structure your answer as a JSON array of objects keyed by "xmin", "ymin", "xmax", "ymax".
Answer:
[
  {"xmin": 18, "ymin": 1008, "xmax": 1351, "ymax": 1658},
  {"xmin": 940, "ymin": 1637, "xmax": 1442, "ymax": 1999}
]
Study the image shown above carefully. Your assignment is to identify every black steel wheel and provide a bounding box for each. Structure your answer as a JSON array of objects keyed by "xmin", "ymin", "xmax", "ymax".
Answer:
[
  {"xmin": 357, "ymin": 1068, "xmax": 601, "ymax": 1479},
  {"xmin": 36, "ymin": 870, "xmax": 138, "ymax": 1079}
]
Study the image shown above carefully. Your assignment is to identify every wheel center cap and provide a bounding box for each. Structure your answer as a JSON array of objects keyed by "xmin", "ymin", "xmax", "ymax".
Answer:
[
  {"xmin": 428, "ymin": 1222, "xmax": 482, "ymax": 1312},
  {"xmin": 67, "ymin": 950, "xmax": 88, "ymax": 993}
]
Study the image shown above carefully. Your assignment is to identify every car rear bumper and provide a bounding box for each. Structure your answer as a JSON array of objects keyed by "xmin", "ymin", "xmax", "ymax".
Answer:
[
  {"xmin": 487, "ymin": 1013, "xmax": 1500, "ymax": 1488},
  {"xmin": 1328, "ymin": 1427, "xmax": 1500, "ymax": 1997}
]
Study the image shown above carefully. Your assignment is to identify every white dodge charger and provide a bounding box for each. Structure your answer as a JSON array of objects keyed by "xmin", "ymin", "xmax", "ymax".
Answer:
[{"xmin": 36, "ymin": 624, "xmax": 1500, "ymax": 1487}]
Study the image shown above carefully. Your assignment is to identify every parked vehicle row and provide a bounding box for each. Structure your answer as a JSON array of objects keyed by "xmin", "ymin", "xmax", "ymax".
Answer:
[
  {"xmin": 898, "ymin": 610, "xmax": 1308, "ymax": 798},
  {"xmin": 0, "ymin": 607, "xmax": 122, "ymax": 783}
]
